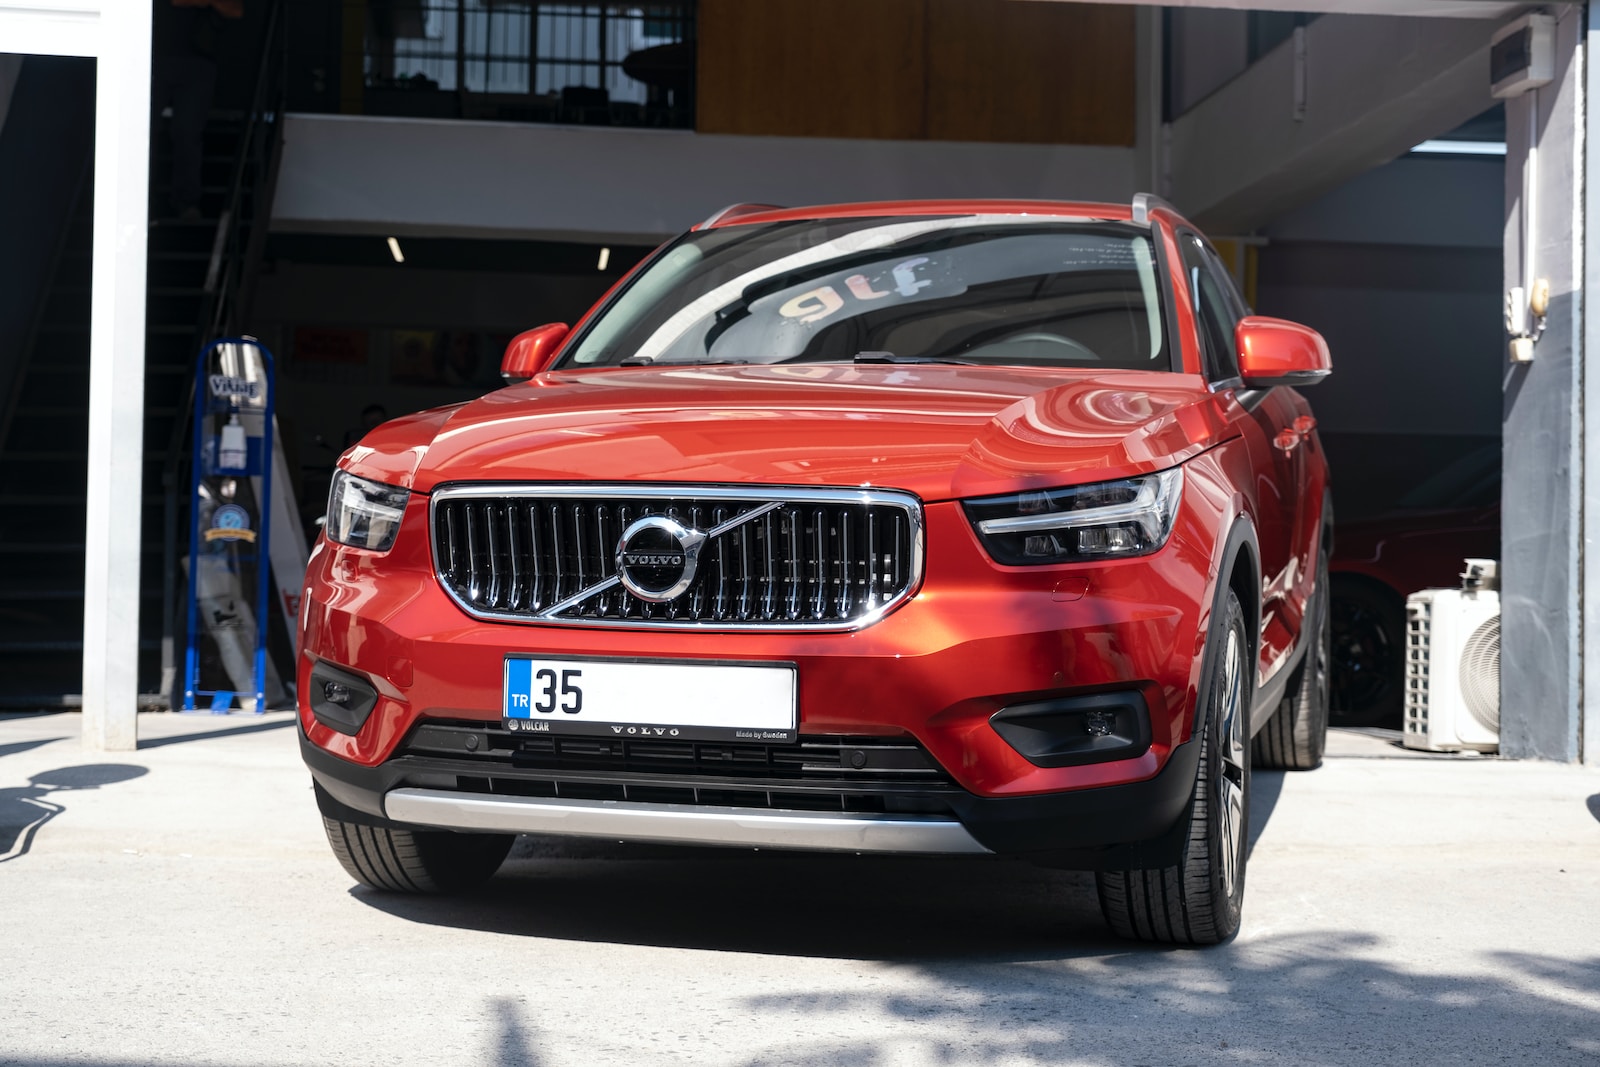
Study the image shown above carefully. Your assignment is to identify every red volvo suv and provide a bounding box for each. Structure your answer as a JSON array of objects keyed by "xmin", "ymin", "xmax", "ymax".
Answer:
[{"xmin": 299, "ymin": 196, "xmax": 1332, "ymax": 944}]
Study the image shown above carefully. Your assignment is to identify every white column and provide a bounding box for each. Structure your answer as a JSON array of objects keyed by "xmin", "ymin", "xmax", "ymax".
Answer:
[
  {"xmin": 82, "ymin": 0, "xmax": 151, "ymax": 751},
  {"xmin": 1501, "ymin": 6, "xmax": 1584, "ymax": 762},
  {"xmin": 1584, "ymin": 5, "xmax": 1600, "ymax": 768}
]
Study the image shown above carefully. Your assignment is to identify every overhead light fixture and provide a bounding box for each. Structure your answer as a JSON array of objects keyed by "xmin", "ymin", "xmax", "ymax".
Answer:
[
  {"xmin": 597, "ymin": 246, "xmax": 610, "ymax": 271},
  {"xmin": 1410, "ymin": 140, "xmax": 1507, "ymax": 156},
  {"xmin": 387, "ymin": 237, "xmax": 405, "ymax": 263}
]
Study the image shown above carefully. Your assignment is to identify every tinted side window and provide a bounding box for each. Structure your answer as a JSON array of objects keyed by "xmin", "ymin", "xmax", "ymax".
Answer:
[
  {"xmin": 1204, "ymin": 244, "xmax": 1251, "ymax": 319},
  {"xmin": 1179, "ymin": 235, "xmax": 1241, "ymax": 383}
]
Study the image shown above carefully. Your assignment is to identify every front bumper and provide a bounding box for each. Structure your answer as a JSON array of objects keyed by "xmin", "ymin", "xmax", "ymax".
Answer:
[
  {"xmin": 386, "ymin": 790, "xmax": 992, "ymax": 854},
  {"xmin": 302, "ymin": 721, "xmax": 1202, "ymax": 866},
  {"xmin": 299, "ymin": 492, "xmax": 1221, "ymax": 867}
]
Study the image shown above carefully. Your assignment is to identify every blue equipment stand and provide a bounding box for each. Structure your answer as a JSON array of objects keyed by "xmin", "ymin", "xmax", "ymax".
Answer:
[{"xmin": 182, "ymin": 338, "xmax": 278, "ymax": 713}]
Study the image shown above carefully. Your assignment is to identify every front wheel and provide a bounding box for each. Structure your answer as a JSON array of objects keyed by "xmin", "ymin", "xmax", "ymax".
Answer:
[
  {"xmin": 322, "ymin": 816, "xmax": 513, "ymax": 894},
  {"xmin": 1095, "ymin": 589, "xmax": 1251, "ymax": 945}
]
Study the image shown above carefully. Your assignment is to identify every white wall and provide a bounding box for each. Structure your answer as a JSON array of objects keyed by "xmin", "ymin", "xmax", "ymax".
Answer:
[{"xmin": 271, "ymin": 114, "xmax": 1139, "ymax": 244}]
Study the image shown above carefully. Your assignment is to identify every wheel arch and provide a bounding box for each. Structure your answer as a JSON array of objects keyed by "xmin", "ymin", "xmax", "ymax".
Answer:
[{"xmin": 1187, "ymin": 512, "xmax": 1261, "ymax": 746}]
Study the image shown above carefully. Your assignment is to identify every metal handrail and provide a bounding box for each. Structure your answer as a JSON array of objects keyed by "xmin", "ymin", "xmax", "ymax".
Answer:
[{"xmin": 157, "ymin": 0, "xmax": 287, "ymax": 707}]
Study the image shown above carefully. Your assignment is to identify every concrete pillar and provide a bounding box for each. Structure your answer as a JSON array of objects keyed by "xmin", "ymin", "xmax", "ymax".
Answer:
[
  {"xmin": 1585, "ymin": 5, "xmax": 1600, "ymax": 768},
  {"xmin": 1501, "ymin": 5, "xmax": 1584, "ymax": 762},
  {"xmin": 1132, "ymin": 5, "xmax": 1162, "ymax": 196},
  {"xmin": 82, "ymin": 0, "xmax": 150, "ymax": 751}
]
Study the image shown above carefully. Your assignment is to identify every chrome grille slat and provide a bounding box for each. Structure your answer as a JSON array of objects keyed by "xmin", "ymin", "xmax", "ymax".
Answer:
[
  {"xmin": 837, "ymin": 510, "xmax": 852, "ymax": 618},
  {"xmin": 785, "ymin": 512, "xmax": 801, "ymax": 620},
  {"xmin": 464, "ymin": 503, "xmax": 482, "ymax": 603},
  {"xmin": 485, "ymin": 503, "xmax": 504, "ymax": 608},
  {"xmin": 506, "ymin": 503, "xmax": 523, "ymax": 610},
  {"xmin": 711, "ymin": 506, "xmax": 728, "ymax": 618},
  {"xmin": 526, "ymin": 503, "xmax": 544, "ymax": 612},
  {"xmin": 814, "ymin": 508, "xmax": 828, "ymax": 619},
  {"xmin": 867, "ymin": 511, "xmax": 880, "ymax": 608},
  {"xmin": 432, "ymin": 486, "xmax": 922, "ymax": 630},
  {"xmin": 768, "ymin": 511, "xmax": 780, "ymax": 620},
  {"xmin": 742, "ymin": 515, "xmax": 755, "ymax": 617}
]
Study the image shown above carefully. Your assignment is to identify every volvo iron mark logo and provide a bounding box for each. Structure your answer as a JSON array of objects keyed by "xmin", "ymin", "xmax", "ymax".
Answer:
[{"xmin": 615, "ymin": 516, "xmax": 707, "ymax": 602}]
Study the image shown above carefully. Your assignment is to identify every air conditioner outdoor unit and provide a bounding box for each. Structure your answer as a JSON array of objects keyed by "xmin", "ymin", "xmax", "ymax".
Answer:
[{"xmin": 1403, "ymin": 559, "xmax": 1500, "ymax": 753}]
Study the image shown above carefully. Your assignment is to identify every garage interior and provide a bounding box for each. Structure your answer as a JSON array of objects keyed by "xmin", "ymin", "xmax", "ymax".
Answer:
[{"xmin": 0, "ymin": 0, "xmax": 1590, "ymax": 765}]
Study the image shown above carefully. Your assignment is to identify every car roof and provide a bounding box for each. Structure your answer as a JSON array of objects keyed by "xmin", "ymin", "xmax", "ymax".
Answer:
[{"xmin": 695, "ymin": 197, "xmax": 1187, "ymax": 231}]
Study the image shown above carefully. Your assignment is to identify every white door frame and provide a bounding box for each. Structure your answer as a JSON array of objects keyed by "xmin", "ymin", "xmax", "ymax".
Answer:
[{"xmin": 2, "ymin": 0, "xmax": 150, "ymax": 751}]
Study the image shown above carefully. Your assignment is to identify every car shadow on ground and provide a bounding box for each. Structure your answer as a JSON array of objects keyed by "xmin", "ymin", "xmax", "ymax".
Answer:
[
  {"xmin": 710, "ymin": 943, "xmax": 1600, "ymax": 1066},
  {"xmin": 0, "ymin": 763, "xmax": 148, "ymax": 863},
  {"xmin": 136, "ymin": 716, "xmax": 294, "ymax": 749},
  {"xmin": 363, "ymin": 846, "xmax": 1124, "ymax": 960},
  {"xmin": 357, "ymin": 768, "xmax": 1294, "ymax": 962}
]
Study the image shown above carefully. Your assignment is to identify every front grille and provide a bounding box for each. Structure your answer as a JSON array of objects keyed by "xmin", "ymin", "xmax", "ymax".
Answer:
[
  {"xmin": 394, "ymin": 721, "xmax": 960, "ymax": 815},
  {"xmin": 430, "ymin": 485, "xmax": 922, "ymax": 628}
]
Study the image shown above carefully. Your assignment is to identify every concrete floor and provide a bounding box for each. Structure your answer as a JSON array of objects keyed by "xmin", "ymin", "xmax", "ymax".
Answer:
[{"xmin": 1, "ymin": 711, "xmax": 1597, "ymax": 1067}]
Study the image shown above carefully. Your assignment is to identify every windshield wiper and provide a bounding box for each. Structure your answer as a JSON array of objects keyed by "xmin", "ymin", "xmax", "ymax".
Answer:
[
  {"xmin": 853, "ymin": 351, "xmax": 978, "ymax": 365},
  {"xmin": 619, "ymin": 355, "xmax": 750, "ymax": 366}
]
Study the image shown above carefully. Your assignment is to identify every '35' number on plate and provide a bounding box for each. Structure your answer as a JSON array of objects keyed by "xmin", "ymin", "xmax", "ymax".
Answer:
[{"xmin": 533, "ymin": 668, "xmax": 583, "ymax": 714}]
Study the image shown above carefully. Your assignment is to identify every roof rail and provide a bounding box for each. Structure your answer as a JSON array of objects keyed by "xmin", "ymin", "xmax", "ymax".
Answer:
[
  {"xmin": 1130, "ymin": 192, "xmax": 1179, "ymax": 226},
  {"xmin": 698, "ymin": 202, "xmax": 786, "ymax": 228}
]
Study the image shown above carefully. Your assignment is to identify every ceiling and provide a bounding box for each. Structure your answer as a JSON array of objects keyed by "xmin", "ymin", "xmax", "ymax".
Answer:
[{"xmin": 1019, "ymin": 0, "xmax": 1529, "ymax": 18}]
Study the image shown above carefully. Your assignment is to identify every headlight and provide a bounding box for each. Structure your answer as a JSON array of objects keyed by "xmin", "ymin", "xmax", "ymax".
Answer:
[
  {"xmin": 326, "ymin": 470, "xmax": 410, "ymax": 552},
  {"xmin": 963, "ymin": 468, "xmax": 1183, "ymax": 565}
]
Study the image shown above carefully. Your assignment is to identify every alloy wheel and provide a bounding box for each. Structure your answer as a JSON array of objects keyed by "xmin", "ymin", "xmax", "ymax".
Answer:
[{"xmin": 1216, "ymin": 626, "xmax": 1248, "ymax": 900}]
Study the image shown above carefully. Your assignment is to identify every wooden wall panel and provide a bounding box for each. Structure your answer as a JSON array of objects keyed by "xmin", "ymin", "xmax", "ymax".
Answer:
[
  {"xmin": 695, "ymin": 0, "xmax": 1135, "ymax": 147},
  {"xmin": 924, "ymin": 1, "xmax": 1135, "ymax": 147},
  {"xmin": 697, "ymin": 0, "xmax": 927, "ymax": 140}
]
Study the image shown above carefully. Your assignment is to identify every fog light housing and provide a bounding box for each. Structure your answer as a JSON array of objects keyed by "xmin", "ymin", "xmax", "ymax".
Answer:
[
  {"xmin": 308, "ymin": 661, "xmax": 379, "ymax": 736},
  {"xmin": 989, "ymin": 692, "xmax": 1152, "ymax": 768}
]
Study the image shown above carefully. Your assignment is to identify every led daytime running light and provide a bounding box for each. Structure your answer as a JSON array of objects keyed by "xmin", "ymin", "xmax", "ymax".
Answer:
[{"xmin": 976, "ymin": 468, "xmax": 1183, "ymax": 536}]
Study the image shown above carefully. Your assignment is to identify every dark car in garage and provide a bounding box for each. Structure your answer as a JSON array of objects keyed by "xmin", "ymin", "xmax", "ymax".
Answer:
[{"xmin": 1330, "ymin": 443, "xmax": 1500, "ymax": 727}]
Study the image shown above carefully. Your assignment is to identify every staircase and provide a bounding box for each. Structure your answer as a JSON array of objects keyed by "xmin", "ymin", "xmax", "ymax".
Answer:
[
  {"xmin": 0, "ymin": 172, "xmax": 96, "ymax": 704},
  {"xmin": 0, "ymin": 5, "xmax": 285, "ymax": 708}
]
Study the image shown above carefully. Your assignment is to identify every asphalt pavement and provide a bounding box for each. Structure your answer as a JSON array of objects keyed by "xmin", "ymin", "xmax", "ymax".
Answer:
[{"xmin": 1, "ymin": 710, "xmax": 1597, "ymax": 1066}]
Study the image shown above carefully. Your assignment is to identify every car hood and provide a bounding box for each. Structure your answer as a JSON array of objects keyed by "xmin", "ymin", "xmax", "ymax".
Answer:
[{"xmin": 343, "ymin": 364, "xmax": 1234, "ymax": 501}]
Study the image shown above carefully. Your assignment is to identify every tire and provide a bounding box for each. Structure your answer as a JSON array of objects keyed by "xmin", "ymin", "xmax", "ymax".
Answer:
[
  {"xmin": 1095, "ymin": 589, "xmax": 1251, "ymax": 945},
  {"xmin": 1253, "ymin": 549, "xmax": 1330, "ymax": 771},
  {"xmin": 322, "ymin": 816, "xmax": 513, "ymax": 894},
  {"xmin": 1328, "ymin": 575, "xmax": 1406, "ymax": 729}
]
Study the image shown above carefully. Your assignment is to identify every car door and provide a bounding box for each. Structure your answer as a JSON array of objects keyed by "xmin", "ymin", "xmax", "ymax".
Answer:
[{"xmin": 1178, "ymin": 233, "xmax": 1302, "ymax": 684}]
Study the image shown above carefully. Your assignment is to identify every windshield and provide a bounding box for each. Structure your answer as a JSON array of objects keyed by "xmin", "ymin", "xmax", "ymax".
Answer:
[{"xmin": 560, "ymin": 215, "xmax": 1170, "ymax": 371}]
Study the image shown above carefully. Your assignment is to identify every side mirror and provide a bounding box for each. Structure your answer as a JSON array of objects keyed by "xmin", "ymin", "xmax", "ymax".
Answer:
[
  {"xmin": 501, "ymin": 323, "xmax": 571, "ymax": 383},
  {"xmin": 1236, "ymin": 316, "xmax": 1331, "ymax": 389}
]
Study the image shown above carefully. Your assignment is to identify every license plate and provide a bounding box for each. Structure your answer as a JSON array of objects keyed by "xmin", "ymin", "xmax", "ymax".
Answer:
[{"xmin": 502, "ymin": 656, "xmax": 797, "ymax": 742}]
